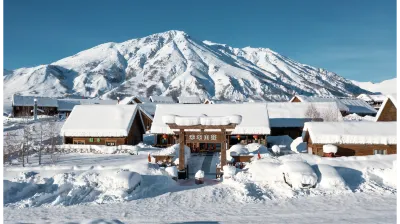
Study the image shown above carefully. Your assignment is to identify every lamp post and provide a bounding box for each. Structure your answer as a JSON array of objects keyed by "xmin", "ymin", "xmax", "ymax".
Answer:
[{"xmin": 33, "ymin": 98, "xmax": 37, "ymax": 121}]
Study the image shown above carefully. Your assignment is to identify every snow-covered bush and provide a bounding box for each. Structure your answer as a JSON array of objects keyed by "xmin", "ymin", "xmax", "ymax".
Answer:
[
  {"xmin": 323, "ymin": 144, "xmax": 338, "ymax": 154},
  {"xmin": 223, "ymin": 165, "xmax": 236, "ymax": 178},
  {"xmin": 290, "ymin": 137, "xmax": 307, "ymax": 153},
  {"xmin": 271, "ymin": 145, "xmax": 281, "ymax": 154}
]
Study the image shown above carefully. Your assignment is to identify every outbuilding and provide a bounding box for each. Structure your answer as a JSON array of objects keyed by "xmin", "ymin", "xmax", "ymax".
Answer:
[
  {"xmin": 303, "ymin": 122, "xmax": 397, "ymax": 156},
  {"xmin": 60, "ymin": 105, "xmax": 146, "ymax": 146}
]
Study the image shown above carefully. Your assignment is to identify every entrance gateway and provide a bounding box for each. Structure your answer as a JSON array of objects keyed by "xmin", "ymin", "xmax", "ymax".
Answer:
[{"xmin": 164, "ymin": 116, "xmax": 241, "ymax": 179}]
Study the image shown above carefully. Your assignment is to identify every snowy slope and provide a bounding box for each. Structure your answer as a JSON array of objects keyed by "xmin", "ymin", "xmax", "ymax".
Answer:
[
  {"xmin": 4, "ymin": 30, "xmax": 369, "ymax": 104},
  {"xmin": 351, "ymin": 78, "xmax": 397, "ymax": 95}
]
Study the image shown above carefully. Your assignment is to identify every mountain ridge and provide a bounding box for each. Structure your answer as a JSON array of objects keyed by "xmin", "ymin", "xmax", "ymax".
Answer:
[{"xmin": 4, "ymin": 30, "xmax": 370, "ymax": 103}]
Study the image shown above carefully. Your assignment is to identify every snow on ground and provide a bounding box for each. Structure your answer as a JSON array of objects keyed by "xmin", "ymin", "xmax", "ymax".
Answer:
[{"xmin": 3, "ymin": 151, "xmax": 397, "ymax": 223}]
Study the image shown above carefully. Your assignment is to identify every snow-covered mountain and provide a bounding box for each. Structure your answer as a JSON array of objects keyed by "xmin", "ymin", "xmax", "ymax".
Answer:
[
  {"xmin": 4, "ymin": 30, "xmax": 369, "ymax": 103},
  {"xmin": 351, "ymin": 78, "xmax": 397, "ymax": 95}
]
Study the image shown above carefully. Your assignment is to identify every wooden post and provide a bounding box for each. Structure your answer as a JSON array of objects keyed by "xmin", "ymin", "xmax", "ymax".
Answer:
[
  {"xmin": 179, "ymin": 129, "xmax": 185, "ymax": 171},
  {"xmin": 221, "ymin": 129, "xmax": 227, "ymax": 169}
]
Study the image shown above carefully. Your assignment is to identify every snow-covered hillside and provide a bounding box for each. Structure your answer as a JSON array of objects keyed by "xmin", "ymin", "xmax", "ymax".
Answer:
[
  {"xmin": 4, "ymin": 30, "xmax": 369, "ymax": 103},
  {"xmin": 351, "ymin": 78, "xmax": 397, "ymax": 95}
]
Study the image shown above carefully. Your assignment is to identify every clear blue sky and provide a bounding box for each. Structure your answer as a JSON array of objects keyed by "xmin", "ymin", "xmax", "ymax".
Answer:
[{"xmin": 4, "ymin": 0, "xmax": 396, "ymax": 82}]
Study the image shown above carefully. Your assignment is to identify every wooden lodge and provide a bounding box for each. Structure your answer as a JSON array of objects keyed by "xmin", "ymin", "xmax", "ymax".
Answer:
[
  {"xmin": 303, "ymin": 122, "xmax": 397, "ymax": 156},
  {"xmin": 12, "ymin": 94, "xmax": 58, "ymax": 117},
  {"xmin": 375, "ymin": 95, "xmax": 397, "ymax": 122},
  {"xmin": 60, "ymin": 105, "xmax": 147, "ymax": 146}
]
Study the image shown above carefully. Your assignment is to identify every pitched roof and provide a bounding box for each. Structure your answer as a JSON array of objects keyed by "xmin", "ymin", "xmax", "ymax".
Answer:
[
  {"xmin": 151, "ymin": 103, "xmax": 270, "ymax": 134},
  {"xmin": 266, "ymin": 102, "xmax": 342, "ymax": 127},
  {"xmin": 375, "ymin": 94, "xmax": 397, "ymax": 121},
  {"xmin": 149, "ymin": 96, "xmax": 176, "ymax": 103},
  {"xmin": 119, "ymin": 96, "xmax": 150, "ymax": 104},
  {"xmin": 178, "ymin": 96, "xmax": 202, "ymax": 104},
  {"xmin": 339, "ymin": 99, "xmax": 377, "ymax": 114},
  {"xmin": 60, "ymin": 105, "xmax": 138, "ymax": 137},
  {"xmin": 57, "ymin": 99, "xmax": 117, "ymax": 111},
  {"xmin": 12, "ymin": 94, "xmax": 58, "ymax": 107},
  {"xmin": 292, "ymin": 95, "xmax": 349, "ymax": 112},
  {"xmin": 303, "ymin": 121, "xmax": 397, "ymax": 145}
]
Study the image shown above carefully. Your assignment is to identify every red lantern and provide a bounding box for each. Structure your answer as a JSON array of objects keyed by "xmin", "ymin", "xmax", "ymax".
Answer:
[
  {"xmin": 236, "ymin": 135, "xmax": 241, "ymax": 140},
  {"xmin": 253, "ymin": 135, "xmax": 258, "ymax": 140},
  {"xmin": 162, "ymin": 134, "xmax": 168, "ymax": 139}
]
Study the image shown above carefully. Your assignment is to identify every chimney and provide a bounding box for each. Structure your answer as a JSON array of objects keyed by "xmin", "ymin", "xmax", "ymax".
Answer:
[{"xmin": 117, "ymin": 97, "xmax": 120, "ymax": 104}]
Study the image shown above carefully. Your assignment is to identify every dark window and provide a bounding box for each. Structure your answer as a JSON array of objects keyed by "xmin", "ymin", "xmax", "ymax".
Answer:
[
  {"xmin": 374, "ymin": 149, "xmax": 386, "ymax": 155},
  {"xmin": 106, "ymin": 141, "xmax": 116, "ymax": 146}
]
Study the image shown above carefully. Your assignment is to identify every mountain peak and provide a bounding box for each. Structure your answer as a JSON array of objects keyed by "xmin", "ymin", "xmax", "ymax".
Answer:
[{"xmin": 4, "ymin": 31, "xmax": 370, "ymax": 103}]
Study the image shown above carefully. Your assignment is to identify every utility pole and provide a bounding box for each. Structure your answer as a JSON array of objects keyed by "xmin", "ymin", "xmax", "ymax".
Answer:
[{"xmin": 39, "ymin": 126, "xmax": 42, "ymax": 165}]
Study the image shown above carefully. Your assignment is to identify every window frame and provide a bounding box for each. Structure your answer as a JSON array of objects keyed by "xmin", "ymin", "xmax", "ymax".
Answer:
[{"xmin": 373, "ymin": 149, "xmax": 387, "ymax": 155}]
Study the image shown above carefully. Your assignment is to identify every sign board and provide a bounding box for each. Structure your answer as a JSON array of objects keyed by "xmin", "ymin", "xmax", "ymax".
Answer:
[{"xmin": 185, "ymin": 132, "xmax": 223, "ymax": 143}]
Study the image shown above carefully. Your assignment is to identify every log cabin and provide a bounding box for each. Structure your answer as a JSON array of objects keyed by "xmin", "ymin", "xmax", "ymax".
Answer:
[
  {"xmin": 375, "ymin": 95, "xmax": 397, "ymax": 122},
  {"xmin": 60, "ymin": 105, "xmax": 146, "ymax": 146},
  {"xmin": 303, "ymin": 122, "xmax": 397, "ymax": 156},
  {"xmin": 12, "ymin": 94, "xmax": 58, "ymax": 117}
]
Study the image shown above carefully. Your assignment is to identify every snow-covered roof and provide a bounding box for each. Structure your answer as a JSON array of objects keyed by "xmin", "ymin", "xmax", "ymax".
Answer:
[
  {"xmin": 119, "ymin": 96, "xmax": 150, "ymax": 104},
  {"xmin": 357, "ymin": 94, "xmax": 386, "ymax": 102},
  {"xmin": 303, "ymin": 122, "xmax": 397, "ymax": 145},
  {"xmin": 57, "ymin": 99, "xmax": 117, "ymax": 111},
  {"xmin": 266, "ymin": 102, "xmax": 342, "ymax": 127},
  {"xmin": 375, "ymin": 94, "xmax": 397, "ymax": 121},
  {"xmin": 339, "ymin": 99, "xmax": 377, "ymax": 114},
  {"xmin": 138, "ymin": 103, "xmax": 157, "ymax": 117},
  {"xmin": 149, "ymin": 96, "xmax": 176, "ymax": 103},
  {"xmin": 151, "ymin": 104, "xmax": 270, "ymax": 134},
  {"xmin": 293, "ymin": 95, "xmax": 349, "ymax": 112},
  {"xmin": 178, "ymin": 96, "xmax": 202, "ymax": 104},
  {"xmin": 60, "ymin": 105, "xmax": 138, "ymax": 137},
  {"xmin": 12, "ymin": 94, "xmax": 58, "ymax": 107}
]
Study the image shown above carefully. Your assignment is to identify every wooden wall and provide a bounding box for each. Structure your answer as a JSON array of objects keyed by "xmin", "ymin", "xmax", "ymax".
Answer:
[
  {"xmin": 140, "ymin": 110, "xmax": 153, "ymax": 132},
  {"xmin": 13, "ymin": 106, "xmax": 58, "ymax": 117},
  {"xmin": 377, "ymin": 99, "xmax": 397, "ymax": 121},
  {"xmin": 64, "ymin": 110, "xmax": 145, "ymax": 146},
  {"xmin": 309, "ymin": 143, "xmax": 396, "ymax": 156},
  {"xmin": 270, "ymin": 127, "xmax": 303, "ymax": 139}
]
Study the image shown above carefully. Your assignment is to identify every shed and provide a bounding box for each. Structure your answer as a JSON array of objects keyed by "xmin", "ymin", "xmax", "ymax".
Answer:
[{"xmin": 303, "ymin": 122, "xmax": 397, "ymax": 156}]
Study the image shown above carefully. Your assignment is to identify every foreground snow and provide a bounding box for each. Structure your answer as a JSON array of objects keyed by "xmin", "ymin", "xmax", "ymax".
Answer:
[
  {"xmin": 3, "ymin": 193, "xmax": 396, "ymax": 224},
  {"xmin": 3, "ymin": 151, "xmax": 397, "ymax": 223}
]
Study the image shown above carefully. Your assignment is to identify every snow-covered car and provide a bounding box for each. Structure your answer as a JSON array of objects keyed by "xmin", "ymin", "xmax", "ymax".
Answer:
[
  {"xmin": 281, "ymin": 161, "xmax": 317, "ymax": 189},
  {"xmin": 313, "ymin": 164, "xmax": 346, "ymax": 189}
]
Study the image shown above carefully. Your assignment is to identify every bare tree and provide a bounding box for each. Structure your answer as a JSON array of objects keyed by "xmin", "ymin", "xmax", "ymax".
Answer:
[
  {"xmin": 320, "ymin": 106, "xmax": 341, "ymax": 122},
  {"xmin": 4, "ymin": 133, "xmax": 17, "ymax": 165},
  {"xmin": 22, "ymin": 125, "xmax": 34, "ymax": 166},
  {"xmin": 304, "ymin": 104, "xmax": 321, "ymax": 121},
  {"xmin": 45, "ymin": 120, "xmax": 61, "ymax": 164}
]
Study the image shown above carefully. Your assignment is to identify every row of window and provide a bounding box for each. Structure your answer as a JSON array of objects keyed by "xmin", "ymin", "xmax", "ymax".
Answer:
[{"xmin": 73, "ymin": 140, "xmax": 116, "ymax": 146}]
